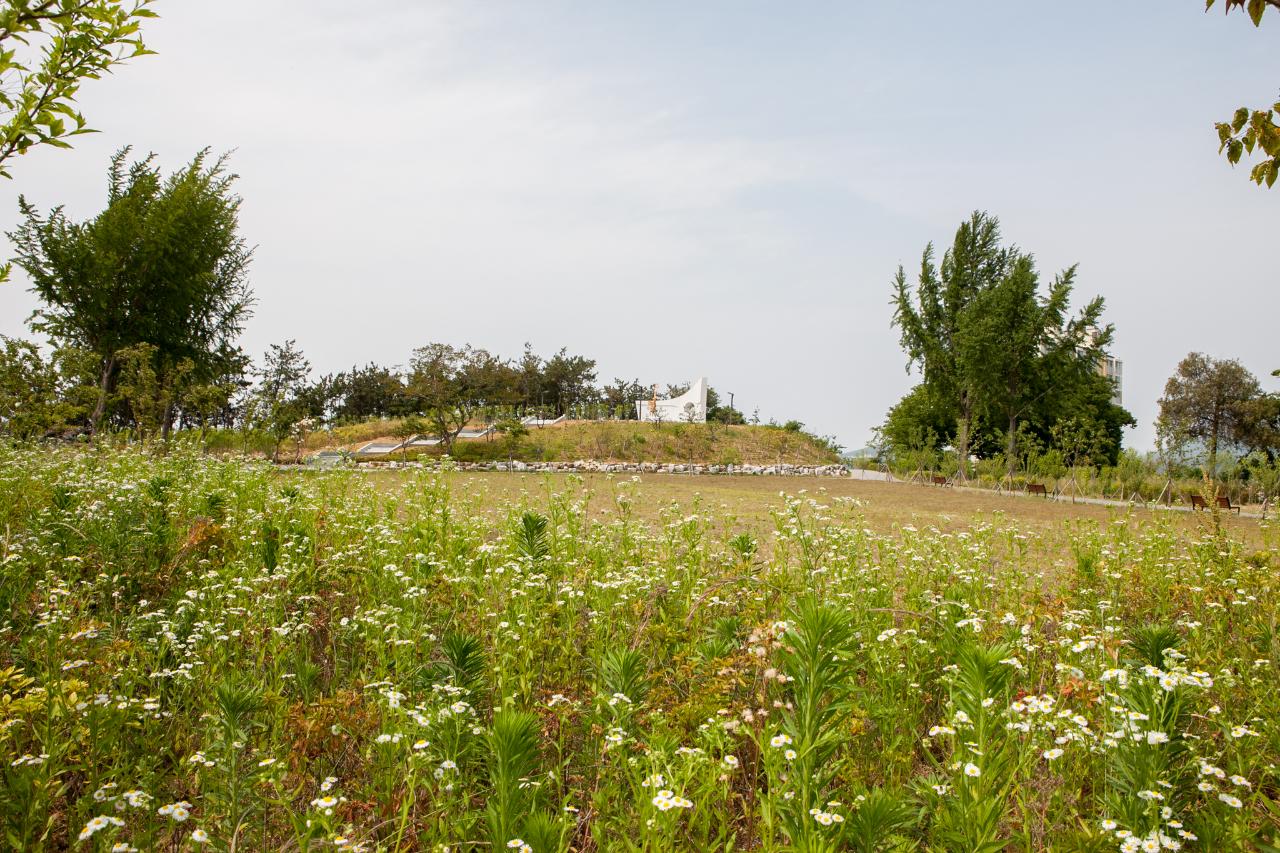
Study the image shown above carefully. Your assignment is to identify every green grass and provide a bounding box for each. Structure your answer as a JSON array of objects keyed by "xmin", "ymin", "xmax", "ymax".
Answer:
[
  {"xmin": 198, "ymin": 419, "xmax": 843, "ymax": 467},
  {"xmin": 0, "ymin": 444, "xmax": 1277, "ymax": 851},
  {"xmin": 299, "ymin": 420, "xmax": 843, "ymax": 466}
]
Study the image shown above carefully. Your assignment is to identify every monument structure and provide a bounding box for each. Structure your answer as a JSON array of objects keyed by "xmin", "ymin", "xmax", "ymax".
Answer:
[{"xmin": 636, "ymin": 377, "xmax": 708, "ymax": 423}]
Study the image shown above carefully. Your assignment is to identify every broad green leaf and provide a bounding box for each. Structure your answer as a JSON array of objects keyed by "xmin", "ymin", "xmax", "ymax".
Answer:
[{"xmin": 1233, "ymin": 106, "xmax": 1250, "ymax": 132}]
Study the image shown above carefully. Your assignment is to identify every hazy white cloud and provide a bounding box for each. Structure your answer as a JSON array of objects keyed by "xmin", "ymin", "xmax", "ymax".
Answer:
[{"xmin": 1, "ymin": 2, "xmax": 1276, "ymax": 449}]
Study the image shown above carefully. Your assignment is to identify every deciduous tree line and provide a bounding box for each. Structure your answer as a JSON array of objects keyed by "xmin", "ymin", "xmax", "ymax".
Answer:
[
  {"xmin": 0, "ymin": 150, "xmax": 746, "ymax": 449},
  {"xmin": 244, "ymin": 339, "xmax": 744, "ymax": 457}
]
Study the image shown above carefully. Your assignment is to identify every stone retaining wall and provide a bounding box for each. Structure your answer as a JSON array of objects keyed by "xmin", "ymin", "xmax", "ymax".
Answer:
[{"xmin": 353, "ymin": 458, "xmax": 857, "ymax": 478}]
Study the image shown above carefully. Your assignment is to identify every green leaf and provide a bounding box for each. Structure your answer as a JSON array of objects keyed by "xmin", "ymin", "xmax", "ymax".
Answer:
[{"xmin": 1233, "ymin": 107, "xmax": 1250, "ymax": 132}]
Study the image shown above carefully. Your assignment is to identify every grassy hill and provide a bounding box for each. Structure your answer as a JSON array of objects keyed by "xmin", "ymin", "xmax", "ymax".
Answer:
[{"xmin": 305, "ymin": 419, "xmax": 843, "ymax": 466}]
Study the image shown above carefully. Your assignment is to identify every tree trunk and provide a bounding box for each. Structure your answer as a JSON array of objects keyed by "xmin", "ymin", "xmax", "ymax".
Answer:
[
  {"xmin": 89, "ymin": 353, "xmax": 116, "ymax": 435},
  {"xmin": 1006, "ymin": 412, "xmax": 1018, "ymax": 480},
  {"xmin": 1207, "ymin": 407, "xmax": 1220, "ymax": 483},
  {"xmin": 955, "ymin": 393, "xmax": 972, "ymax": 481},
  {"xmin": 161, "ymin": 400, "xmax": 175, "ymax": 444}
]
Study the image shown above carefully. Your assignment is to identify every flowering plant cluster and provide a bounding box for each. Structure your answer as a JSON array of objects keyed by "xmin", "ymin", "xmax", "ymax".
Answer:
[{"xmin": 0, "ymin": 445, "xmax": 1274, "ymax": 850}]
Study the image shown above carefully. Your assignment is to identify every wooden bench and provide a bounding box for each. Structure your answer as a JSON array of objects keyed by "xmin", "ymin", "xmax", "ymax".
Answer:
[
  {"xmin": 1026, "ymin": 483, "xmax": 1048, "ymax": 498},
  {"xmin": 931, "ymin": 475, "xmax": 951, "ymax": 487},
  {"xmin": 1216, "ymin": 495, "xmax": 1241, "ymax": 515},
  {"xmin": 1189, "ymin": 494, "xmax": 1208, "ymax": 511}
]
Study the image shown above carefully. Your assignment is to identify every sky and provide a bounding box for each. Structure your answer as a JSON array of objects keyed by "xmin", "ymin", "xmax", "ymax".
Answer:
[{"xmin": 1, "ymin": 1, "xmax": 1277, "ymax": 451}]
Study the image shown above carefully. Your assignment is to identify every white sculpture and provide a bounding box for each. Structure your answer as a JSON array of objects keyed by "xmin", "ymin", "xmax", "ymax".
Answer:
[{"xmin": 636, "ymin": 377, "xmax": 708, "ymax": 423}]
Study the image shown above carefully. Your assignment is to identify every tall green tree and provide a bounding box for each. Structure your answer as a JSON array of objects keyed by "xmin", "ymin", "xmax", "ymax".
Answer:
[
  {"xmin": 600, "ymin": 376, "xmax": 644, "ymax": 420},
  {"xmin": 113, "ymin": 341, "xmax": 191, "ymax": 441},
  {"xmin": 407, "ymin": 344, "xmax": 514, "ymax": 452},
  {"xmin": 891, "ymin": 211, "xmax": 1014, "ymax": 477},
  {"xmin": 1038, "ymin": 369, "xmax": 1134, "ymax": 467},
  {"xmin": 541, "ymin": 347, "xmax": 597, "ymax": 416},
  {"xmin": 887, "ymin": 212, "xmax": 1132, "ymax": 474},
  {"xmin": 515, "ymin": 343, "xmax": 544, "ymax": 413},
  {"xmin": 0, "ymin": 334, "xmax": 72, "ymax": 438},
  {"xmin": 963, "ymin": 257, "xmax": 1112, "ymax": 477},
  {"xmin": 1157, "ymin": 352, "xmax": 1262, "ymax": 474},
  {"xmin": 331, "ymin": 363, "xmax": 405, "ymax": 422},
  {"xmin": 253, "ymin": 340, "xmax": 311, "ymax": 463},
  {"xmin": 10, "ymin": 147, "xmax": 254, "ymax": 434}
]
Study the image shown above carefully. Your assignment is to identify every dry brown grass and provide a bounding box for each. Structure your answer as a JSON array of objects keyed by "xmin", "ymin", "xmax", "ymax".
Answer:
[
  {"xmin": 348, "ymin": 469, "xmax": 1266, "ymax": 549},
  {"xmin": 304, "ymin": 420, "xmax": 841, "ymax": 466}
]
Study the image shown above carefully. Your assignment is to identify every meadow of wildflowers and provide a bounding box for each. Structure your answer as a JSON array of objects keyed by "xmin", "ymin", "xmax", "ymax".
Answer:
[{"xmin": 0, "ymin": 444, "xmax": 1276, "ymax": 851}]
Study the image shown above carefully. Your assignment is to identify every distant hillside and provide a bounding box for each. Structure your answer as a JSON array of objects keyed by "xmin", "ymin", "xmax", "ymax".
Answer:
[{"xmin": 307, "ymin": 419, "xmax": 842, "ymax": 466}]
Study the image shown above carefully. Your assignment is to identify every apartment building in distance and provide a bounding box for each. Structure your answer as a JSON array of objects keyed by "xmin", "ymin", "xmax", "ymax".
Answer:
[{"xmin": 1099, "ymin": 355, "xmax": 1123, "ymax": 406}]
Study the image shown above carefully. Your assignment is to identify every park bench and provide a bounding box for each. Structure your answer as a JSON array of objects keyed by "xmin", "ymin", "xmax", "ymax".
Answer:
[
  {"xmin": 1026, "ymin": 483, "xmax": 1048, "ymax": 498},
  {"xmin": 1216, "ymin": 495, "xmax": 1241, "ymax": 515},
  {"xmin": 1188, "ymin": 494, "xmax": 1208, "ymax": 511},
  {"xmin": 931, "ymin": 475, "xmax": 951, "ymax": 487}
]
